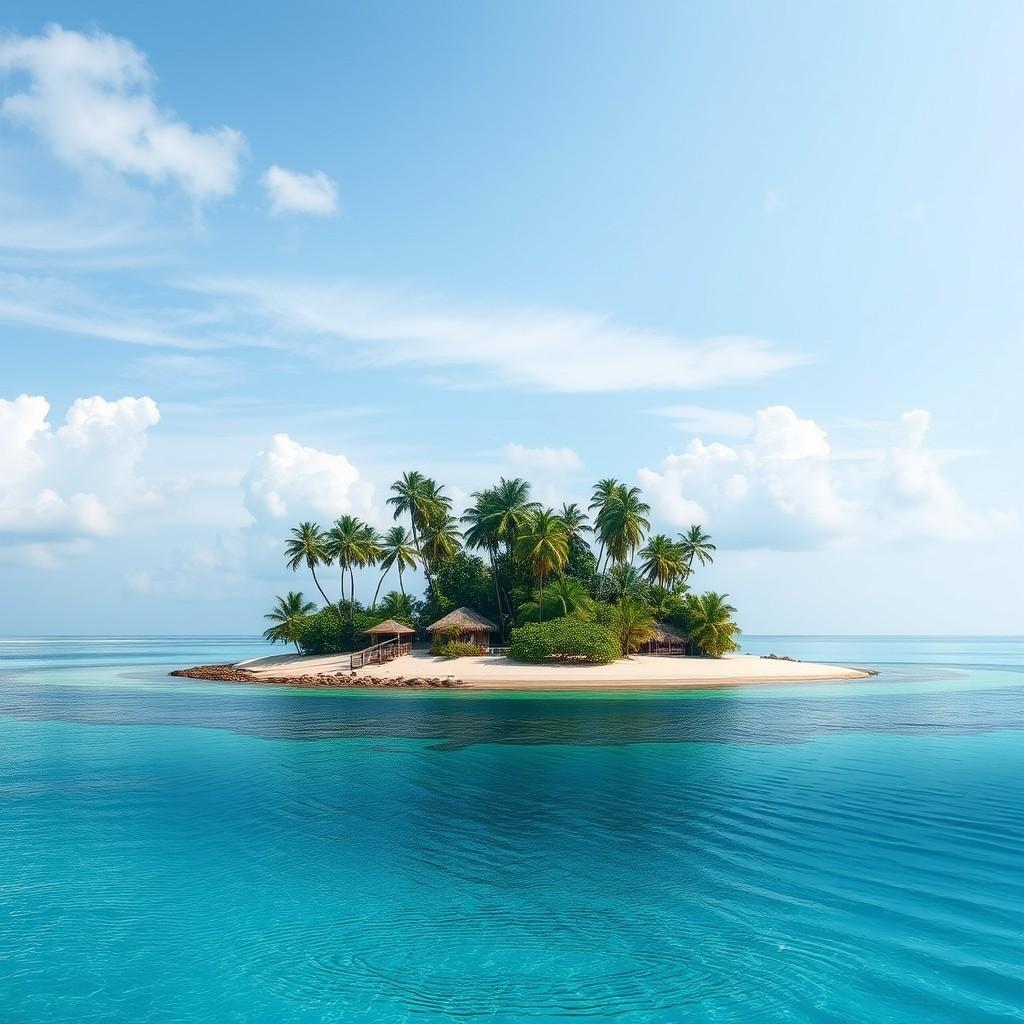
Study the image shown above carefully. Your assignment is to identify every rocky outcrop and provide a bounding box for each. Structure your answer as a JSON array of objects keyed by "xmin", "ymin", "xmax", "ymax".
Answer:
[
  {"xmin": 757, "ymin": 653, "xmax": 879, "ymax": 676},
  {"xmin": 171, "ymin": 664, "xmax": 260, "ymax": 682},
  {"xmin": 169, "ymin": 664, "xmax": 464, "ymax": 688}
]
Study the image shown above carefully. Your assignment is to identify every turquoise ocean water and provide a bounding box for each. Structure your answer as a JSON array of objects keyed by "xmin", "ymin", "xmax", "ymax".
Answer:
[{"xmin": 1, "ymin": 636, "xmax": 1022, "ymax": 1023}]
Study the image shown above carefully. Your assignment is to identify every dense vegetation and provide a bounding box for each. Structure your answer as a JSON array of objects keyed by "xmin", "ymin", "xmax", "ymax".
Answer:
[
  {"xmin": 264, "ymin": 472, "xmax": 740, "ymax": 660},
  {"xmin": 508, "ymin": 619, "xmax": 621, "ymax": 664}
]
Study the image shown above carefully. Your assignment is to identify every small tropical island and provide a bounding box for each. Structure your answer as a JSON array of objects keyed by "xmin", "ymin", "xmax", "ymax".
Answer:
[{"xmin": 176, "ymin": 472, "xmax": 870, "ymax": 689}]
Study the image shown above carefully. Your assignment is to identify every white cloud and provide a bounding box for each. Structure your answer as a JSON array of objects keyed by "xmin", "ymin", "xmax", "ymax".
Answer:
[
  {"xmin": 135, "ymin": 353, "xmax": 239, "ymax": 386},
  {"xmin": 0, "ymin": 393, "xmax": 161, "ymax": 557},
  {"xmin": 189, "ymin": 276, "xmax": 805, "ymax": 392},
  {"xmin": 0, "ymin": 25, "xmax": 244, "ymax": 201},
  {"xmin": 503, "ymin": 443, "xmax": 584, "ymax": 476},
  {"xmin": 649, "ymin": 404, "xmax": 755, "ymax": 439},
  {"xmin": 242, "ymin": 433, "xmax": 376, "ymax": 525},
  {"xmin": 126, "ymin": 435, "xmax": 379, "ymax": 600},
  {"xmin": 262, "ymin": 166, "xmax": 338, "ymax": 216},
  {"xmin": 752, "ymin": 405, "xmax": 830, "ymax": 460},
  {"xmin": 0, "ymin": 271, "xmax": 225, "ymax": 350},
  {"xmin": 638, "ymin": 405, "xmax": 1015, "ymax": 550},
  {"xmin": 499, "ymin": 444, "xmax": 585, "ymax": 506}
]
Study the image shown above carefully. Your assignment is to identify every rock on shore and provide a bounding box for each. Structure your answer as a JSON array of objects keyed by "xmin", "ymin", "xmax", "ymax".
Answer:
[{"xmin": 169, "ymin": 664, "xmax": 464, "ymax": 688}]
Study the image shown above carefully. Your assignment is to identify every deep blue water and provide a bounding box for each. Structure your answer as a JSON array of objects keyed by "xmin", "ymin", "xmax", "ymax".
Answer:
[{"xmin": 1, "ymin": 636, "xmax": 1022, "ymax": 1023}]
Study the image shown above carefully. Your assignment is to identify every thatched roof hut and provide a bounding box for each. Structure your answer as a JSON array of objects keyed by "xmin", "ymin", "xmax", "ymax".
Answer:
[
  {"xmin": 643, "ymin": 622, "xmax": 688, "ymax": 656},
  {"xmin": 363, "ymin": 618, "xmax": 416, "ymax": 637},
  {"xmin": 425, "ymin": 607, "xmax": 497, "ymax": 648},
  {"xmin": 426, "ymin": 607, "xmax": 498, "ymax": 633}
]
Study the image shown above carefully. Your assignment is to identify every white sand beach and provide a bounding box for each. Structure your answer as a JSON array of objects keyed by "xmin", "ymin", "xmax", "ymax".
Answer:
[{"xmin": 238, "ymin": 649, "xmax": 872, "ymax": 690}]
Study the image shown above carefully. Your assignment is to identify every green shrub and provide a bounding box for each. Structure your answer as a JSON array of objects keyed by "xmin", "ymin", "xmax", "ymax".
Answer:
[
  {"xmin": 508, "ymin": 618, "xmax": 621, "ymax": 664},
  {"xmin": 430, "ymin": 625, "xmax": 462, "ymax": 655},
  {"xmin": 296, "ymin": 606, "xmax": 392, "ymax": 655},
  {"xmin": 295, "ymin": 607, "xmax": 347, "ymax": 655},
  {"xmin": 435, "ymin": 641, "xmax": 487, "ymax": 659}
]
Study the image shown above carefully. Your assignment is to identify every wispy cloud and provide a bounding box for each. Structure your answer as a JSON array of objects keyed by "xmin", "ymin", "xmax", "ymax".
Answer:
[
  {"xmin": 187, "ymin": 276, "xmax": 807, "ymax": 393},
  {"xmin": 504, "ymin": 443, "xmax": 584, "ymax": 475},
  {"xmin": 0, "ymin": 272, "xmax": 215, "ymax": 349},
  {"xmin": 0, "ymin": 262, "xmax": 803, "ymax": 396},
  {"xmin": 133, "ymin": 353, "xmax": 241, "ymax": 387},
  {"xmin": 648, "ymin": 404, "xmax": 755, "ymax": 439}
]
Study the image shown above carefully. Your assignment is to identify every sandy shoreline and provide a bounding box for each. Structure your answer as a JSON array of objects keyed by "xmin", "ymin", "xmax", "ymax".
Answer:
[{"xmin": 217, "ymin": 650, "xmax": 874, "ymax": 691}]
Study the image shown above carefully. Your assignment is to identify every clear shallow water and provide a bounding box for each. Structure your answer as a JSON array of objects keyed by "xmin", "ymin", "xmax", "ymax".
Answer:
[{"xmin": 1, "ymin": 637, "xmax": 1022, "ymax": 1023}]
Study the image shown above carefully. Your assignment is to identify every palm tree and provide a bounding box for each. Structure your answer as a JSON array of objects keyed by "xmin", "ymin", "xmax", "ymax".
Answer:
[
  {"xmin": 519, "ymin": 576, "xmax": 595, "ymax": 623},
  {"xmin": 420, "ymin": 511, "xmax": 462, "ymax": 567},
  {"xmin": 610, "ymin": 597, "xmax": 655, "ymax": 656},
  {"xmin": 601, "ymin": 563, "xmax": 650, "ymax": 603},
  {"xmin": 639, "ymin": 534, "xmax": 686, "ymax": 589},
  {"xmin": 284, "ymin": 522, "xmax": 334, "ymax": 607},
  {"xmin": 263, "ymin": 592, "xmax": 316, "ymax": 654},
  {"xmin": 589, "ymin": 478, "xmax": 620, "ymax": 569},
  {"xmin": 598, "ymin": 485, "xmax": 651, "ymax": 568},
  {"xmin": 420, "ymin": 478, "xmax": 453, "ymax": 522},
  {"xmin": 649, "ymin": 585, "xmax": 689, "ymax": 621},
  {"xmin": 372, "ymin": 526, "xmax": 420, "ymax": 607},
  {"xmin": 386, "ymin": 471, "xmax": 440, "ymax": 564},
  {"xmin": 490, "ymin": 477, "xmax": 539, "ymax": 555},
  {"xmin": 359, "ymin": 523, "xmax": 382, "ymax": 569},
  {"xmin": 325, "ymin": 515, "xmax": 369, "ymax": 616},
  {"xmin": 377, "ymin": 590, "xmax": 415, "ymax": 623},
  {"xmin": 559, "ymin": 502, "xmax": 591, "ymax": 553},
  {"xmin": 679, "ymin": 524, "xmax": 716, "ymax": 575},
  {"xmin": 464, "ymin": 478, "xmax": 537, "ymax": 636},
  {"xmin": 685, "ymin": 591, "xmax": 740, "ymax": 657},
  {"xmin": 462, "ymin": 488, "xmax": 500, "ymax": 552},
  {"xmin": 462, "ymin": 487, "xmax": 507, "ymax": 628},
  {"xmin": 515, "ymin": 508, "xmax": 569, "ymax": 621}
]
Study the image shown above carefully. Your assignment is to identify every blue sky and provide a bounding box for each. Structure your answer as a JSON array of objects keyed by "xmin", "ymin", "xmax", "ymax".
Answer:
[{"xmin": 2, "ymin": 2, "xmax": 1022, "ymax": 634}]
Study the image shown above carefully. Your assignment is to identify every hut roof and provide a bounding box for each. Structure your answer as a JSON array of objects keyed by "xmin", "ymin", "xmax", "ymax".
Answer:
[
  {"xmin": 649, "ymin": 622, "xmax": 688, "ymax": 643},
  {"xmin": 363, "ymin": 618, "xmax": 416, "ymax": 635},
  {"xmin": 426, "ymin": 607, "xmax": 498, "ymax": 633}
]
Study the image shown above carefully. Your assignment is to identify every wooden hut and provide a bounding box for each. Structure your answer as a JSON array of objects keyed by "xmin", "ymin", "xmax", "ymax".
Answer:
[
  {"xmin": 362, "ymin": 619, "xmax": 416, "ymax": 659},
  {"xmin": 641, "ymin": 622, "xmax": 688, "ymax": 656},
  {"xmin": 425, "ymin": 607, "xmax": 497, "ymax": 650}
]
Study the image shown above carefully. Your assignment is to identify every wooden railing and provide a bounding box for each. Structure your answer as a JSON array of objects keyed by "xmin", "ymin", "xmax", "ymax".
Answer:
[{"xmin": 349, "ymin": 638, "xmax": 413, "ymax": 670}]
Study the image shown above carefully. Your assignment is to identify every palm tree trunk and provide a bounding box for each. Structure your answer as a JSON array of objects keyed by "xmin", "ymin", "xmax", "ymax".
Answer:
[
  {"xmin": 489, "ymin": 547, "xmax": 505, "ymax": 640},
  {"xmin": 539, "ymin": 569, "xmax": 545, "ymax": 623},
  {"xmin": 371, "ymin": 566, "xmax": 390, "ymax": 610},
  {"xmin": 309, "ymin": 562, "xmax": 332, "ymax": 608},
  {"xmin": 411, "ymin": 515, "xmax": 432, "ymax": 593},
  {"xmin": 398, "ymin": 566, "xmax": 406, "ymax": 597}
]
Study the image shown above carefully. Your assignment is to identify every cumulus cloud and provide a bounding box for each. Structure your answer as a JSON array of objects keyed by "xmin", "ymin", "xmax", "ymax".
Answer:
[
  {"xmin": 638, "ymin": 405, "xmax": 1014, "ymax": 549},
  {"xmin": 0, "ymin": 393, "xmax": 161, "ymax": 557},
  {"xmin": 188, "ymin": 276, "xmax": 804, "ymax": 392},
  {"xmin": 0, "ymin": 25, "xmax": 244, "ymax": 201},
  {"xmin": 122, "ymin": 435, "xmax": 378, "ymax": 600},
  {"xmin": 262, "ymin": 166, "xmax": 338, "ymax": 216},
  {"xmin": 242, "ymin": 433, "xmax": 376, "ymax": 525}
]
